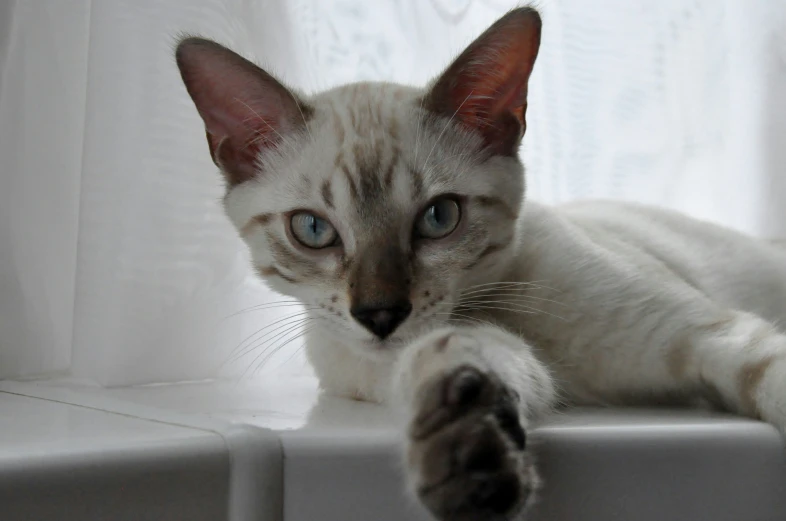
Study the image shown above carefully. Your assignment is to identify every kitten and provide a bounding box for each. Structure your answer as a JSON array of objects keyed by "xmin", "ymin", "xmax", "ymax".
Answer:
[{"xmin": 176, "ymin": 7, "xmax": 786, "ymax": 520}]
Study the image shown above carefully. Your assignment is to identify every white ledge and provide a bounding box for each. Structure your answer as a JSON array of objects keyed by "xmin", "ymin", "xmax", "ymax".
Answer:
[{"xmin": 1, "ymin": 377, "xmax": 785, "ymax": 521}]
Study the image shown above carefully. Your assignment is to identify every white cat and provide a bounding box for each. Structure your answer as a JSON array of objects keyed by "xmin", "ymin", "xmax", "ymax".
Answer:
[{"xmin": 176, "ymin": 7, "xmax": 786, "ymax": 520}]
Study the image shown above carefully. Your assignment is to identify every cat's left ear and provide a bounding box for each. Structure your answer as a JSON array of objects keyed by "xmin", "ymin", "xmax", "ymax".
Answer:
[{"xmin": 424, "ymin": 8, "xmax": 541, "ymax": 156}]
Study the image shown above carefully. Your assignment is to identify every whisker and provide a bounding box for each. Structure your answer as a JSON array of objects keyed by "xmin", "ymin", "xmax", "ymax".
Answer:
[
  {"xmin": 457, "ymin": 302, "xmax": 566, "ymax": 322},
  {"xmin": 251, "ymin": 323, "xmax": 321, "ymax": 377},
  {"xmin": 458, "ymin": 291, "xmax": 568, "ymax": 308},
  {"xmin": 239, "ymin": 318, "xmax": 319, "ymax": 381},
  {"xmin": 443, "ymin": 317, "xmax": 481, "ymax": 328},
  {"xmin": 460, "ymin": 280, "xmax": 560, "ymax": 293},
  {"xmin": 462, "ymin": 279, "xmax": 554, "ymax": 288},
  {"xmin": 456, "ymin": 303, "xmax": 535, "ymax": 315},
  {"xmin": 447, "ymin": 307, "xmax": 499, "ymax": 323},
  {"xmin": 436, "ymin": 311, "xmax": 492, "ymax": 328},
  {"xmin": 230, "ymin": 307, "xmax": 316, "ymax": 347},
  {"xmin": 457, "ymin": 299, "xmax": 566, "ymax": 320},
  {"xmin": 459, "ymin": 285, "xmax": 561, "ymax": 299},
  {"xmin": 238, "ymin": 314, "xmax": 321, "ymax": 363},
  {"xmin": 222, "ymin": 301, "xmax": 314, "ymax": 321},
  {"xmin": 460, "ymin": 286, "xmax": 554, "ymax": 297},
  {"xmin": 460, "ymin": 286, "xmax": 552, "ymax": 297},
  {"xmin": 281, "ymin": 345, "xmax": 306, "ymax": 367},
  {"xmin": 225, "ymin": 311, "xmax": 315, "ymax": 365}
]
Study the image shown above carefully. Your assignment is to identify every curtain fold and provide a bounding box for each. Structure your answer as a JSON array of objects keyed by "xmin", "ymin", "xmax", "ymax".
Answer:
[
  {"xmin": 1, "ymin": 0, "xmax": 785, "ymax": 386},
  {"xmin": 0, "ymin": 0, "xmax": 90, "ymax": 378}
]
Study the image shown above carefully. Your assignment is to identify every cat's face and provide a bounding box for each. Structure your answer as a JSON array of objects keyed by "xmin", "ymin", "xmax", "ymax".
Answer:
[
  {"xmin": 176, "ymin": 9, "xmax": 541, "ymax": 359},
  {"xmin": 222, "ymin": 85, "xmax": 525, "ymax": 357}
]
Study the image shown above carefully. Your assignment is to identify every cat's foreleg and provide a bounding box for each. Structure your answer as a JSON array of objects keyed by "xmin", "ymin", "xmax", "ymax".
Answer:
[{"xmin": 390, "ymin": 325, "xmax": 556, "ymax": 521}]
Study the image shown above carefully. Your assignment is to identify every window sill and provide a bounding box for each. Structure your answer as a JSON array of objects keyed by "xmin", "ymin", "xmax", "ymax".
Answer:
[{"xmin": 1, "ymin": 378, "xmax": 785, "ymax": 521}]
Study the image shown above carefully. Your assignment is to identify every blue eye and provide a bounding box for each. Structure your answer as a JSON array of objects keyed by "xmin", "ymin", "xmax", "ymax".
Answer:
[
  {"xmin": 290, "ymin": 212, "xmax": 338, "ymax": 249},
  {"xmin": 416, "ymin": 198, "xmax": 461, "ymax": 239}
]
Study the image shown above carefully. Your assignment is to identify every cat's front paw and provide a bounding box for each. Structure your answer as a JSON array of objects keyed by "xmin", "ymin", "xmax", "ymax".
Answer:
[{"xmin": 407, "ymin": 364, "xmax": 538, "ymax": 521}]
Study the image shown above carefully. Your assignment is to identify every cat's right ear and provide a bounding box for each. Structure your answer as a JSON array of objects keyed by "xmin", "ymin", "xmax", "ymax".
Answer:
[{"xmin": 175, "ymin": 37, "xmax": 312, "ymax": 186}]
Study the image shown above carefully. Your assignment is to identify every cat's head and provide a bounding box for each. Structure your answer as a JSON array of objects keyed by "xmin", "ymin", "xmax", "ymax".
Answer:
[{"xmin": 176, "ymin": 8, "xmax": 541, "ymax": 359}]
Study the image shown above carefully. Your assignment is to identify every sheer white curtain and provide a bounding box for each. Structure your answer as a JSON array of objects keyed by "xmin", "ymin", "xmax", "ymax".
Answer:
[{"xmin": 2, "ymin": 0, "xmax": 785, "ymax": 386}]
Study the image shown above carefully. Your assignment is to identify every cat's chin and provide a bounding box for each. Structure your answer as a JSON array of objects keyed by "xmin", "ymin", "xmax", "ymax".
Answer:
[{"xmin": 358, "ymin": 337, "xmax": 407, "ymax": 359}]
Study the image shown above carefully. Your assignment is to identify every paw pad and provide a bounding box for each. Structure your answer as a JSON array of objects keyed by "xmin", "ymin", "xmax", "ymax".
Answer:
[
  {"xmin": 408, "ymin": 366, "xmax": 536, "ymax": 521},
  {"xmin": 444, "ymin": 366, "xmax": 487, "ymax": 407}
]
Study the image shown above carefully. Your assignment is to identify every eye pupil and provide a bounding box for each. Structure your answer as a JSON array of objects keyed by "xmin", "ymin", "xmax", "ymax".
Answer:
[
  {"xmin": 430, "ymin": 205, "xmax": 442, "ymax": 224},
  {"xmin": 417, "ymin": 198, "xmax": 460, "ymax": 239},
  {"xmin": 290, "ymin": 212, "xmax": 338, "ymax": 249}
]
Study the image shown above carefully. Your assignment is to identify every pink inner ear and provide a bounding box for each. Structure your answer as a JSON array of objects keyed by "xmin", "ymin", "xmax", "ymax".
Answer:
[
  {"xmin": 202, "ymin": 86, "xmax": 290, "ymax": 149},
  {"xmin": 203, "ymin": 91, "xmax": 290, "ymax": 183},
  {"xmin": 428, "ymin": 9, "xmax": 541, "ymax": 153},
  {"xmin": 176, "ymin": 38, "xmax": 308, "ymax": 185},
  {"xmin": 457, "ymin": 22, "xmax": 540, "ymax": 128},
  {"xmin": 189, "ymin": 69, "xmax": 290, "ymax": 160}
]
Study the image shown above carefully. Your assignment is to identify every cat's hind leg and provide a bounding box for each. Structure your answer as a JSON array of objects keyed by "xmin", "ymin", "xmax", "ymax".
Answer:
[
  {"xmin": 391, "ymin": 325, "xmax": 556, "ymax": 521},
  {"xmin": 677, "ymin": 309, "xmax": 786, "ymax": 429}
]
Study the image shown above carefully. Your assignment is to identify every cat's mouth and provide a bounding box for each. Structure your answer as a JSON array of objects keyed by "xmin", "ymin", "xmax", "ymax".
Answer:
[{"xmin": 363, "ymin": 336, "xmax": 406, "ymax": 352}]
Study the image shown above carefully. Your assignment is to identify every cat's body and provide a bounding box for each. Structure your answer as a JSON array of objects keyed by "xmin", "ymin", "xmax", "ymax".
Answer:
[
  {"xmin": 306, "ymin": 199, "xmax": 786, "ymax": 408},
  {"xmin": 177, "ymin": 8, "xmax": 786, "ymax": 520}
]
